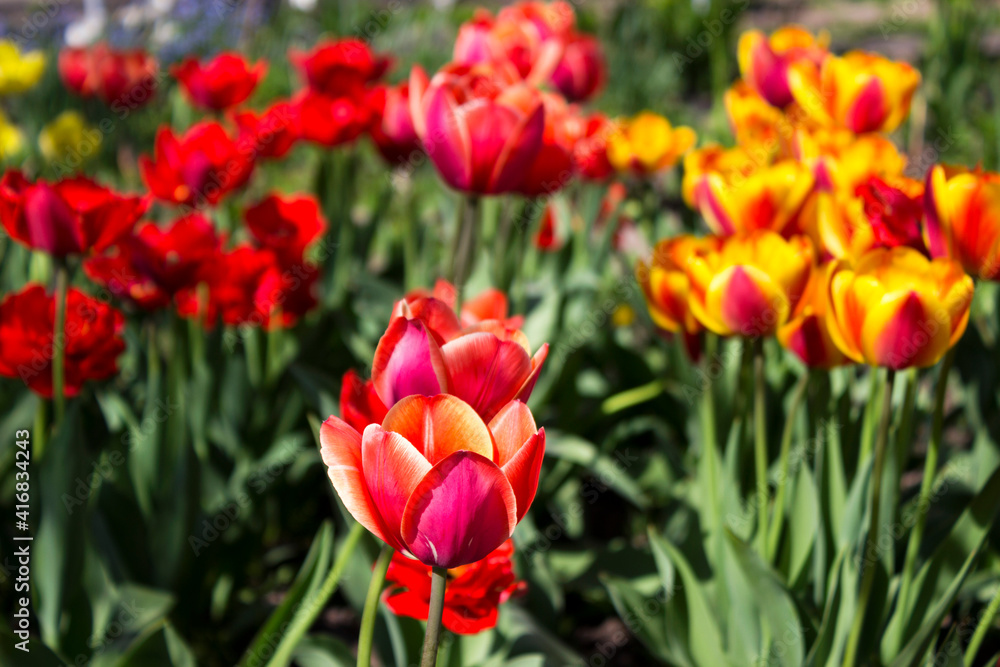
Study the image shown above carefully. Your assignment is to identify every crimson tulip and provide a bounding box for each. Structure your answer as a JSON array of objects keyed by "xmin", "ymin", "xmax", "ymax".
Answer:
[
  {"xmin": 368, "ymin": 82, "xmax": 421, "ymax": 166},
  {"xmin": 171, "ymin": 52, "xmax": 266, "ymax": 111},
  {"xmin": 550, "ymin": 33, "xmax": 605, "ymax": 102},
  {"xmin": 340, "ymin": 369, "xmax": 390, "ymax": 434},
  {"xmin": 290, "ymin": 38, "xmax": 391, "ymax": 96},
  {"xmin": 59, "ymin": 42, "xmax": 158, "ymax": 107},
  {"xmin": 293, "ymin": 88, "xmax": 374, "ymax": 148},
  {"xmin": 405, "ymin": 279, "xmax": 524, "ymax": 331},
  {"xmin": 0, "ymin": 170, "xmax": 147, "ymax": 257},
  {"xmin": 244, "ymin": 193, "xmax": 326, "ymax": 264},
  {"xmin": 0, "ymin": 284, "xmax": 124, "ymax": 397},
  {"xmin": 233, "ymin": 101, "xmax": 299, "ymax": 159},
  {"xmin": 320, "ymin": 394, "xmax": 544, "ymax": 568}
]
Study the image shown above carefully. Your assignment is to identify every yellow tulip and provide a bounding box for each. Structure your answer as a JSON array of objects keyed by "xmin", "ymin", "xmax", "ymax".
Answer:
[
  {"xmin": 607, "ymin": 111, "xmax": 696, "ymax": 176},
  {"xmin": 39, "ymin": 111, "xmax": 101, "ymax": 165},
  {"xmin": 0, "ymin": 109, "xmax": 24, "ymax": 160},
  {"xmin": 825, "ymin": 247, "xmax": 973, "ymax": 369},
  {"xmin": 0, "ymin": 40, "xmax": 46, "ymax": 95}
]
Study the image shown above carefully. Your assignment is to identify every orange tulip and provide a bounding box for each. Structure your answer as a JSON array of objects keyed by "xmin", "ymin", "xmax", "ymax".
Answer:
[
  {"xmin": 777, "ymin": 261, "xmax": 850, "ymax": 368},
  {"xmin": 636, "ymin": 234, "xmax": 720, "ymax": 335},
  {"xmin": 789, "ymin": 51, "xmax": 920, "ymax": 134},
  {"xmin": 686, "ymin": 231, "xmax": 814, "ymax": 337},
  {"xmin": 924, "ymin": 164, "xmax": 1000, "ymax": 280},
  {"xmin": 824, "ymin": 247, "xmax": 973, "ymax": 369},
  {"xmin": 738, "ymin": 26, "xmax": 828, "ymax": 108},
  {"xmin": 606, "ymin": 111, "xmax": 696, "ymax": 176},
  {"xmin": 320, "ymin": 395, "xmax": 544, "ymax": 568}
]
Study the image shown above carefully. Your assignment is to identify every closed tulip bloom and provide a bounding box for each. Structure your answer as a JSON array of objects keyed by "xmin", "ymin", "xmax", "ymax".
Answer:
[
  {"xmin": 924, "ymin": 164, "xmax": 1000, "ymax": 280},
  {"xmin": 691, "ymin": 160, "xmax": 814, "ymax": 236},
  {"xmin": 0, "ymin": 40, "xmax": 45, "ymax": 95},
  {"xmin": 290, "ymin": 38, "xmax": 391, "ymax": 96},
  {"xmin": 607, "ymin": 112, "xmax": 696, "ymax": 176},
  {"xmin": 320, "ymin": 395, "xmax": 545, "ymax": 568},
  {"xmin": 171, "ymin": 53, "xmax": 267, "ymax": 111},
  {"xmin": 737, "ymin": 26, "xmax": 828, "ymax": 109},
  {"xmin": 293, "ymin": 88, "xmax": 374, "ymax": 148},
  {"xmin": 825, "ymin": 247, "xmax": 973, "ymax": 369},
  {"xmin": 416, "ymin": 63, "xmax": 545, "ymax": 194},
  {"xmin": 637, "ymin": 234, "xmax": 721, "ymax": 334},
  {"xmin": 789, "ymin": 51, "xmax": 920, "ymax": 134},
  {"xmin": 368, "ymin": 82, "xmax": 421, "ymax": 166},
  {"xmin": 383, "ymin": 539, "xmax": 525, "ymax": 634},
  {"xmin": 139, "ymin": 122, "xmax": 254, "ymax": 207},
  {"xmin": 550, "ymin": 33, "xmax": 606, "ymax": 102},
  {"xmin": 777, "ymin": 261, "xmax": 850, "ymax": 368},
  {"xmin": 0, "ymin": 284, "xmax": 125, "ymax": 397},
  {"xmin": 687, "ymin": 231, "xmax": 814, "ymax": 337},
  {"xmin": 0, "ymin": 170, "xmax": 147, "ymax": 257}
]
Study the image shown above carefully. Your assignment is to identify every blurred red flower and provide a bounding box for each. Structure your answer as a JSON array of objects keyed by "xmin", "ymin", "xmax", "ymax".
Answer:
[
  {"xmin": 171, "ymin": 52, "xmax": 267, "ymax": 111},
  {"xmin": 0, "ymin": 170, "xmax": 147, "ymax": 257},
  {"xmin": 59, "ymin": 43, "xmax": 159, "ymax": 108},
  {"xmin": 233, "ymin": 101, "xmax": 300, "ymax": 159},
  {"xmin": 383, "ymin": 539, "xmax": 526, "ymax": 634},
  {"xmin": 857, "ymin": 176, "xmax": 927, "ymax": 253},
  {"xmin": 290, "ymin": 38, "xmax": 391, "ymax": 96},
  {"xmin": 550, "ymin": 33, "xmax": 606, "ymax": 102},
  {"xmin": 244, "ymin": 193, "xmax": 326, "ymax": 264},
  {"xmin": 571, "ymin": 112, "xmax": 616, "ymax": 181},
  {"xmin": 84, "ymin": 213, "xmax": 221, "ymax": 310},
  {"xmin": 293, "ymin": 89, "xmax": 374, "ymax": 148},
  {"xmin": 368, "ymin": 82, "xmax": 421, "ymax": 166},
  {"xmin": 0, "ymin": 284, "xmax": 125, "ymax": 397},
  {"xmin": 139, "ymin": 122, "xmax": 254, "ymax": 207}
]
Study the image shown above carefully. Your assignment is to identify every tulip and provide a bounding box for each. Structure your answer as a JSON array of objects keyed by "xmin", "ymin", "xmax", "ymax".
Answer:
[
  {"xmin": 0, "ymin": 40, "xmax": 45, "ymax": 95},
  {"xmin": 571, "ymin": 112, "xmax": 616, "ymax": 181},
  {"xmin": 406, "ymin": 279, "xmax": 525, "ymax": 331},
  {"xmin": 792, "ymin": 127, "xmax": 906, "ymax": 192},
  {"xmin": 340, "ymin": 369, "xmax": 389, "ymax": 434},
  {"xmin": 789, "ymin": 51, "xmax": 920, "ymax": 134},
  {"xmin": 607, "ymin": 111, "xmax": 696, "ymax": 177},
  {"xmin": 383, "ymin": 539, "xmax": 525, "ymax": 634},
  {"xmin": 691, "ymin": 160, "xmax": 814, "ymax": 236},
  {"xmin": 681, "ymin": 145, "xmax": 760, "ymax": 209},
  {"xmin": 38, "ymin": 111, "xmax": 101, "ymax": 165},
  {"xmin": 777, "ymin": 261, "xmax": 850, "ymax": 368},
  {"xmin": 84, "ymin": 213, "xmax": 221, "ymax": 310},
  {"xmin": 233, "ymin": 101, "xmax": 299, "ymax": 159},
  {"xmin": 0, "ymin": 170, "xmax": 147, "ymax": 257},
  {"xmin": 637, "ymin": 234, "xmax": 721, "ymax": 335},
  {"xmin": 550, "ymin": 33, "xmax": 606, "ymax": 102},
  {"xmin": 856, "ymin": 175, "xmax": 926, "ymax": 252},
  {"xmin": 415, "ymin": 63, "xmax": 545, "ymax": 194},
  {"xmin": 319, "ymin": 394, "xmax": 545, "ymax": 567},
  {"xmin": 373, "ymin": 295, "xmax": 547, "ymax": 421},
  {"xmin": 535, "ymin": 202, "xmax": 565, "ymax": 252},
  {"xmin": 0, "ymin": 284, "xmax": 125, "ymax": 397},
  {"xmin": 244, "ymin": 193, "xmax": 326, "ymax": 264},
  {"xmin": 368, "ymin": 82, "xmax": 421, "ymax": 166},
  {"xmin": 171, "ymin": 53, "xmax": 267, "ymax": 111},
  {"xmin": 59, "ymin": 43, "xmax": 158, "ymax": 107},
  {"xmin": 0, "ymin": 110, "xmax": 24, "ymax": 160},
  {"xmin": 824, "ymin": 247, "xmax": 973, "ymax": 369},
  {"xmin": 724, "ymin": 81, "xmax": 787, "ymax": 157},
  {"xmin": 686, "ymin": 230, "xmax": 814, "ymax": 337},
  {"xmin": 513, "ymin": 89, "xmax": 579, "ymax": 197},
  {"xmin": 290, "ymin": 38, "xmax": 391, "ymax": 96},
  {"xmin": 139, "ymin": 122, "xmax": 254, "ymax": 207},
  {"xmin": 293, "ymin": 88, "xmax": 374, "ymax": 148},
  {"xmin": 737, "ymin": 26, "xmax": 828, "ymax": 108},
  {"xmin": 924, "ymin": 164, "xmax": 1000, "ymax": 280}
]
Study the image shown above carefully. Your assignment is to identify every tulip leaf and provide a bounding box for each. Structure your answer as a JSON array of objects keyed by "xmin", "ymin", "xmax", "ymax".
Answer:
[{"xmin": 542, "ymin": 431, "xmax": 648, "ymax": 509}]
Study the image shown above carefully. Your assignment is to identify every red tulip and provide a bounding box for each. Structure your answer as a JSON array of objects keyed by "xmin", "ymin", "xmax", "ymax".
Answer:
[
  {"xmin": 405, "ymin": 279, "xmax": 524, "ymax": 331},
  {"xmin": 514, "ymin": 89, "xmax": 579, "ymax": 197},
  {"xmin": 233, "ymin": 101, "xmax": 299, "ymax": 159},
  {"xmin": 84, "ymin": 213, "xmax": 221, "ymax": 310},
  {"xmin": 571, "ymin": 112, "xmax": 616, "ymax": 181},
  {"xmin": 372, "ymin": 297, "xmax": 547, "ymax": 422},
  {"xmin": 368, "ymin": 82, "xmax": 420, "ymax": 166},
  {"xmin": 59, "ymin": 43, "xmax": 159, "ymax": 108},
  {"xmin": 856, "ymin": 175, "xmax": 927, "ymax": 253},
  {"xmin": 383, "ymin": 539, "xmax": 526, "ymax": 634},
  {"xmin": 320, "ymin": 395, "xmax": 545, "ymax": 567},
  {"xmin": 0, "ymin": 284, "xmax": 125, "ymax": 397},
  {"xmin": 244, "ymin": 193, "xmax": 326, "ymax": 263},
  {"xmin": 139, "ymin": 122, "xmax": 254, "ymax": 207},
  {"xmin": 414, "ymin": 62, "xmax": 545, "ymax": 194},
  {"xmin": 550, "ymin": 33, "xmax": 605, "ymax": 102},
  {"xmin": 340, "ymin": 369, "xmax": 390, "ymax": 434},
  {"xmin": 293, "ymin": 88, "xmax": 374, "ymax": 148},
  {"xmin": 535, "ymin": 202, "xmax": 566, "ymax": 252},
  {"xmin": 0, "ymin": 170, "xmax": 147, "ymax": 257},
  {"xmin": 171, "ymin": 52, "xmax": 267, "ymax": 111},
  {"xmin": 290, "ymin": 38, "xmax": 391, "ymax": 96}
]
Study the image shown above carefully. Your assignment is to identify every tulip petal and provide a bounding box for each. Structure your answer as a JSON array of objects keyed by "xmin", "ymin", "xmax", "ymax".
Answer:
[
  {"xmin": 425, "ymin": 86, "xmax": 472, "ymax": 191},
  {"xmin": 844, "ymin": 78, "xmax": 887, "ymax": 134},
  {"xmin": 441, "ymin": 332, "xmax": 532, "ymax": 421},
  {"xmin": 362, "ymin": 424, "xmax": 433, "ymax": 549},
  {"xmin": 707, "ymin": 265, "xmax": 788, "ymax": 337},
  {"xmin": 489, "ymin": 100, "xmax": 545, "ymax": 194},
  {"xmin": 513, "ymin": 343, "xmax": 548, "ymax": 405},
  {"xmin": 372, "ymin": 318, "xmax": 448, "ymax": 407},
  {"xmin": 501, "ymin": 429, "xmax": 545, "ymax": 522},
  {"xmin": 381, "ymin": 394, "xmax": 496, "ymax": 465},
  {"xmin": 861, "ymin": 291, "xmax": 951, "ymax": 369},
  {"xmin": 319, "ymin": 417, "xmax": 396, "ymax": 548},
  {"xmin": 401, "ymin": 450, "xmax": 516, "ymax": 568},
  {"xmin": 488, "ymin": 400, "xmax": 538, "ymax": 466}
]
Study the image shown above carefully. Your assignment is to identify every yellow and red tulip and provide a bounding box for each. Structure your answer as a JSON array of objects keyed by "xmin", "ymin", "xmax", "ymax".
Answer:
[
  {"xmin": 824, "ymin": 247, "xmax": 973, "ymax": 369},
  {"xmin": 724, "ymin": 81, "xmax": 788, "ymax": 158},
  {"xmin": 793, "ymin": 127, "xmax": 906, "ymax": 192},
  {"xmin": 606, "ymin": 111, "xmax": 696, "ymax": 177},
  {"xmin": 686, "ymin": 230, "xmax": 814, "ymax": 337},
  {"xmin": 777, "ymin": 261, "xmax": 850, "ymax": 368},
  {"xmin": 789, "ymin": 51, "xmax": 920, "ymax": 134},
  {"xmin": 924, "ymin": 164, "xmax": 1000, "ymax": 280},
  {"xmin": 637, "ymin": 234, "xmax": 720, "ymax": 335},
  {"xmin": 682, "ymin": 145, "xmax": 761, "ymax": 209},
  {"xmin": 737, "ymin": 26, "xmax": 828, "ymax": 109}
]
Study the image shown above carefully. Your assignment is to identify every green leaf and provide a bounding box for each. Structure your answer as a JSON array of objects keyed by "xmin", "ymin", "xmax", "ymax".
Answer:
[{"xmin": 543, "ymin": 431, "xmax": 648, "ymax": 509}]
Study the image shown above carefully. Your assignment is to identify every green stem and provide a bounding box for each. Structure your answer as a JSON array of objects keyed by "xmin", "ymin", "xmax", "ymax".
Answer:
[
  {"xmin": 897, "ymin": 348, "xmax": 955, "ymax": 621},
  {"xmin": 965, "ymin": 583, "xmax": 1000, "ymax": 667},
  {"xmin": 494, "ymin": 199, "xmax": 516, "ymax": 290},
  {"xmin": 858, "ymin": 369, "xmax": 884, "ymax": 465},
  {"xmin": 265, "ymin": 522, "xmax": 365, "ymax": 667},
  {"xmin": 266, "ymin": 317, "xmax": 284, "ymax": 385},
  {"xmin": 842, "ymin": 369, "xmax": 896, "ymax": 667},
  {"xmin": 33, "ymin": 397, "xmax": 47, "ymax": 462},
  {"xmin": 356, "ymin": 544, "xmax": 394, "ymax": 667},
  {"xmin": 446, "ymin": 196, "xmax": 467, "ymax": 286},
  {"xmin": 52, "ymin": 259, "xmax": 68, "ymax": 426},
  {"xmin": 420, "ymin": 567, "xmax": 449, "ymax": 667},
  {"xmin": 766, "ymin": 371, "xmax": 811, "ymax": 562},
  {"xmin": 753, "ymin": 338, "xmax": 769, "ymax": 556},
  {"xmin": 601, "ymin": 378, "xmax": 667, "ymax": 414},
  {"xmin": 449, "ymin": 196, "xmax": 479, "ymax": 313}
]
